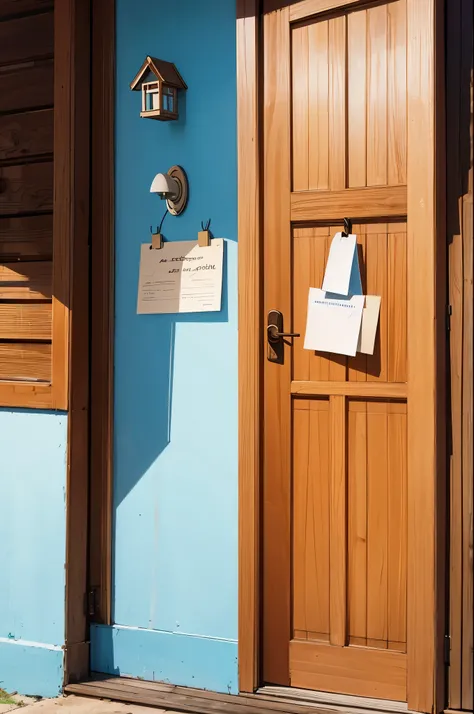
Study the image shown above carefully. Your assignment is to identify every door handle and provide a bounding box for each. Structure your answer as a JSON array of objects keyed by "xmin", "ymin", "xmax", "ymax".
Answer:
[
  {"xmin": 267, "ymin": 310, "xmax": 300, "ymax": 363},
  {"xmin": 267, "ymin": 324, "xmax": 300, "ymax": 343},
  {"xmin": 267, "ymin": 310, "xmax": 300, "ymax": 344}
]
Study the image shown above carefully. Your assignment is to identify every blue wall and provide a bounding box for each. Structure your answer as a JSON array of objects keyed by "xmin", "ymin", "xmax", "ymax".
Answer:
[
  {"xmin": 91, "ymin": 0, "xmax": 239, "ymax": 693},
  {"xmin": 0, "ymin": 411, "xmax": 67, "ymax": 697}
]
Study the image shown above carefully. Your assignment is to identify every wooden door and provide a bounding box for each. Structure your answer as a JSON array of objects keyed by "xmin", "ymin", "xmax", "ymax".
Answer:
[{"xmin": 262, "ymin": 0, "xmax": 444, "ymax": 709}]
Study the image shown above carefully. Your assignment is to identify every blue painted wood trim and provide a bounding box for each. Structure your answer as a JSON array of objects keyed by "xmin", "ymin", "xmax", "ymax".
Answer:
[
  {"xmin": 90, "ymin": 624, "xmax": 238, "ymax": 694},
  {"xmin": 0, "ymin": 639, "xmax": 63, "ymax": 698}
]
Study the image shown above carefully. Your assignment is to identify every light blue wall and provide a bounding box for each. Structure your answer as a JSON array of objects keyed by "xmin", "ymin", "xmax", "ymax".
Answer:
[
  {"xmin": 91, "ymin": 0, "xmax": 238, "ymax": 693},
  {"xmin": 0, "ymin": 410, "xmax": 67, "ymax": 697}
]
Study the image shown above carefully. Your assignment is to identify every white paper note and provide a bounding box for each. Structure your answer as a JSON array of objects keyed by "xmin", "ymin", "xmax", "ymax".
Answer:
[
  {"xmin": 137, "ymin": 239, "xmax": 224, "ymax": 314},
  {"xmin": 322, "ymin": 232, "xmax": 357, "ymax": 295},
  {"xmin": 304, "ymin": 288, "xmax": 364, "ymax": 357},
  {"xmin": 357, "ymin": 295, "xmax": 381, "ymax": 355}
]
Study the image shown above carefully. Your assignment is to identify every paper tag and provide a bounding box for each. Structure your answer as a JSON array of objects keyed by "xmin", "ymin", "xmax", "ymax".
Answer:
[
  {"xmin": 357, "ymin": 295, "xmax": 381, "ymax": 355},
  {"xmin": 304, "ymin": 287, "xmax": 365, "ymax": 357},
  {"xmin": 322, "ymin": 232, "xmax": 357, "ymax": 295}
]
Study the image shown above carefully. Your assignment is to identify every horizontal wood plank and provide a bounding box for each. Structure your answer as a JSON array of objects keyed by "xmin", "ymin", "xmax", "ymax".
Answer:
[
  {"xmin": 291, "ymin": 381, "xmax": 407, "ymax": 398},
  {"xmin": 0, "ymin": 0, "xmax": 53, "ymax": 21},
  {"xmin": 67, "ymin": 676, "xmax": 337, "ymax": 714},
  {"xmin": 0, "ymin": 161, "xmax": 53, "ymax": 215},
  {"xmin": 290, "ymin": 186, "xmax": 407, "ymax": 222},
  {"xmin": 0, "ymin": 261, "xmax": 51, "ymax": 299},
  {"xmin": 0, "ymin": 382, "xmax": 52, "ymax": 407},
  {"xmin": 0, "ymin": 60, "xmax": 53, "ymax": 114},
  {"xmin": 290, "ymin": 0, "xmax": 368, "ymax": 22},
  {"xmin": 290, "ymin": 640, "xmax": 407, "ymax": 701},
  {"xmin": 0, "ymin": 342, "xmax": 50, "ymax": 381},
  {"xmin": 0, "ymin": 214, "xmax": 52, "ymax": 259},
  {"xmin": 0, "ymin": 301, "xmax": 51, "ymax": 339},
  {"xmin": 0, "ymin": 12, "xmax": 53, "ymax": 67},
  {"xmin": 0, "ymin": 109, "xmax": 53, "ymax": 162}
]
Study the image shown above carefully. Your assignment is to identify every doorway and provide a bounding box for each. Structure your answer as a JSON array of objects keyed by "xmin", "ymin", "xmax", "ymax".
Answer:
[{"xmin": 238, "ymin": 0, "xmax": 447, "ymax": 711}]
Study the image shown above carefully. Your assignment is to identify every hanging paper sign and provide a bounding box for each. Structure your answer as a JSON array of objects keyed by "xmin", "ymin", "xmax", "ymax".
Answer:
[
  {"xmin": 322, "ymin": 232, "xmax": 358, "ymax": 295},
  {"xmin": 137, "ymin": 239, "xmax": 224, "ymax": 314},
  {"xmin": 303, "ymin": 287, "xmax": 365, "ymax": 357}
]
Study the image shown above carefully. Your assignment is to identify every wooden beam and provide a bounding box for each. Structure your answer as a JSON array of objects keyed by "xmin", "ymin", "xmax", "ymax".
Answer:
[
  {"xmin": 329, "ymin": 395, "xmax": 347, "ymax": 646},
  {"xmin": 290, "ymin": 186, "xmax": 407, "ymax": 223},
  {"xmin": 290, "ymin": 0, "xmax": 373, "ymax": 22},
  {"xmin": 237, "ymin": 0, "xmax": 261, "ymax": 694},
  {"xmin": 291, "ymin": 381, "xmax": 407, "ymax": 398},
  {"xmin": 89, "ymin": 0, "xmax": 116, "ymax": 629},
  {"xmin": 63, "ymin": 0, "xmax": 91, "ymax": 686},
  {"xmin": 406, "ymin": 0, "xmax": 445, "ymax": 710}
]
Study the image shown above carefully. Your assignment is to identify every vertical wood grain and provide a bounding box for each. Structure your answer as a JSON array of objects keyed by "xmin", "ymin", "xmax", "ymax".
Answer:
[
  {"xmin": 447, "ymin": 1, "xmax": 473, "ymax": 706},
  {"xmin": 461, "ymin": 98, "xmax": 473, "ymax": 710},
  {"xmin": 292, "ymin": 26, "xmax": 309, "ymax": 191},
  {"xmin": 367, "ymin": 5, "xmax": 388, "ymax": 187},
  {"xmin": 63, "ymin": 0, "xmax": 92, "ymax": 685},
  {"xmin": 388, "ymin": 226, "xmax": 407, "ymax": 382},
  {"xmin": 51, "ymin": 0, "xmax": 72, "ymax": 410},
  {"xmin": 367, "ymin": 402, "xmax": 388, "ymax": 648},
  {"xmin": 366, "ymin": 227, "xmax": 388, "ymax": 381},
  {"xmin": 387, "ymin": 0, "xmax": 407, "ymax": 186},
  {"xmin": 348, "ymin": 10, "xmax": 367, "ymax": 188},
  {"xmin": 329, "ymin": 394, "xmax": 347, "ymax": 646},
  {"xmin": 460, "ymin": 7, "xmax": 473, "ymax": 707},
  {"xmin": 308, "ymin": 21, "xmax": 329, "ymax": 190},
  {"xmin": 293, "ymin": 400, "xmax": 330, "ymax": 641},
  {"xmin": 89, "ymin": 0, "xmax": 115, "ymax": 651},
  {"xmin": 348, "ymin": 400, "xmax": 367, "ymax": 646},
  {"xmin": 263, "ymin": 6, "xmax": 292, "ymax": 685},
  {"xmin": 328, "ymin": 17, "xmax": 346, "ymax": 190},
  {"xmin": 387, "ymin": 403, "xmax": 407, "ymax": 651},
  {"xmin": 293, "ymin": 228, "xmax": 330, "ymax": 382},
  {"xmin": 406, "ymin": 0, "xmax": 442, "ymax": 708},
  {"xmin": 237, "ymin": 0, "xmax": 260, "ymax": 693}
]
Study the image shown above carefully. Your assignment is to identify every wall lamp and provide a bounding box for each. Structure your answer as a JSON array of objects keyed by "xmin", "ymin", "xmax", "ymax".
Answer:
[{"xmin": 150, "ymin": 165, "xmax": 188, "ymax": 216}]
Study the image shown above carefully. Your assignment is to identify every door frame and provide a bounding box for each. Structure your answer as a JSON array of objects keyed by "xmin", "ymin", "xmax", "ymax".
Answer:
[
  {"xmin": 64, "ymin": 0, "xmax": 115, "ymax": 685},
  {"xmin": 236, "ymin": 1, "xmax": 447, "ymax": 711}
]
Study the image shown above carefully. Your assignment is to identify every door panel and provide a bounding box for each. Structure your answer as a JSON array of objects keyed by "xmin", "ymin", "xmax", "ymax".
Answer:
[
  {"xmin": 292, "ymin": 1, "xmax": 407, "ymax": 192},
  {"xmin": 262, "ymin": 0, "xmax": 440, "ymax": 704},
  {"xmin": 293, "ymin": 223, "xmax": 407, "ymax": 384}
]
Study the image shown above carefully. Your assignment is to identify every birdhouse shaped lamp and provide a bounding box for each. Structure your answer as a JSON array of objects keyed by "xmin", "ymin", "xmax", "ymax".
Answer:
[{"xmin": 130, "ymin": 56, "xmax": 187, "ymax": 121}]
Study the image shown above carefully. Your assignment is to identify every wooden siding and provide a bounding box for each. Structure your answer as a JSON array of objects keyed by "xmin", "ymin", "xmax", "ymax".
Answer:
[
  {"xmin": 447, "ymin": 0, "xmax": 473, "ymax": 710},
  {"xmin": 0, "ymin": 1, "xmax": 54, "ymax": 396}
]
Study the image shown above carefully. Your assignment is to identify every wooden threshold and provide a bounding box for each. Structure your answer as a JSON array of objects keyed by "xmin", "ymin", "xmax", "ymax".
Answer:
[
  {"xmin": 258, "ymin": 687, "xmax": 408, "ymax": 714},
  {"xmin": 66, "ymin": 675, "xmax": 339, "ymax": 714},
  {"xmin": 66, "ymin": 676, "xmax": 415, "ymax": 714}
]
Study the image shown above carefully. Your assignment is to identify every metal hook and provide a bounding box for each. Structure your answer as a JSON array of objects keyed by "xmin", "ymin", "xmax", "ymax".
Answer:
[
  {"xmin": 201, "ymin": 219, "xmax": 211, "ymax": 232},
  {"xmin": 342, "ymin": 217, "xmax": 352, "ymax": 237}
]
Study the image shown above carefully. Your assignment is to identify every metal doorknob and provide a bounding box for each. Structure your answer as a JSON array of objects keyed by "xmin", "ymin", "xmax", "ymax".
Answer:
[
  {"xmin": 267, "ymin": 309, "xmax": 300, "ymax": 344},
  {"xmin": 267, "ymin": 324, "xmax": 300, "ymax": 343}
]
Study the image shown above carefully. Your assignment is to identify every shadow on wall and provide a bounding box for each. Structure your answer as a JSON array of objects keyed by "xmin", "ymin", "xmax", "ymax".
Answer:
[{"xmin": 113, "ymin": 240, "xmax": 230, "ymax": 507}]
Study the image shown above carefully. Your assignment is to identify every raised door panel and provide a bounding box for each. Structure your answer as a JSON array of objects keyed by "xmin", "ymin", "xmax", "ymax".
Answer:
[{"xmin": 292, "ymin": 1, "xmax": 407, "ymax": 192}]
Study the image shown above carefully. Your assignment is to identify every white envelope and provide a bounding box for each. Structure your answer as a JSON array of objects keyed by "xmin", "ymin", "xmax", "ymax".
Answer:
[{"xmin": 304, "ymin": 288, "xmax": 365, "ymax": 357}]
